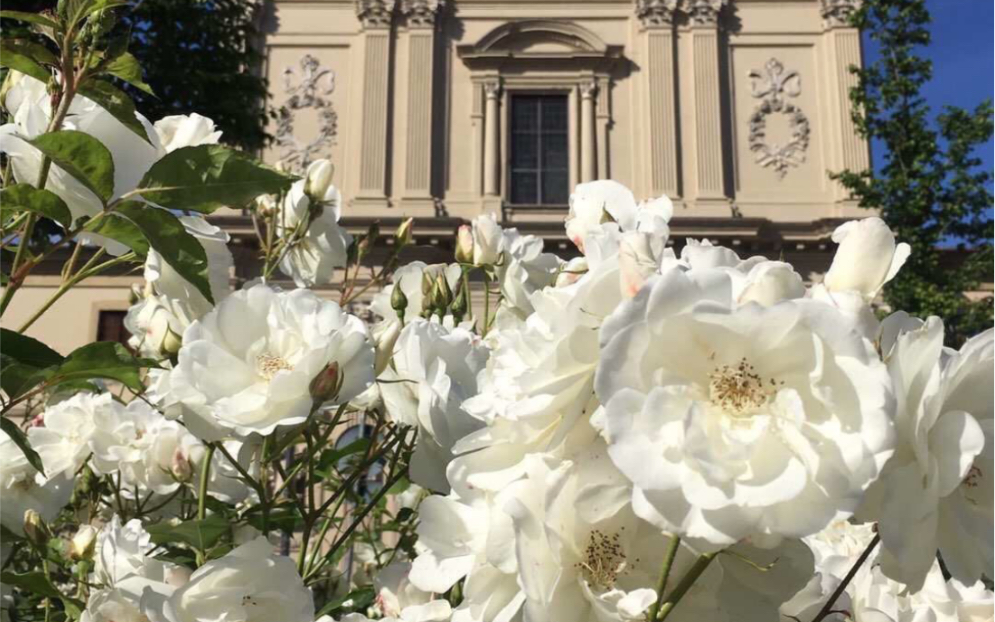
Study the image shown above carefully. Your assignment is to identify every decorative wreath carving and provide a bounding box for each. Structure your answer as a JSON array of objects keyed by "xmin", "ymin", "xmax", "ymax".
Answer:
[
  {"xmin": 747, "ymin": 58, "xmax": 810, "ymax": 179},
  {"xmin": 275, "ymin": 55, "xmax": 338, "ymax": 174}
]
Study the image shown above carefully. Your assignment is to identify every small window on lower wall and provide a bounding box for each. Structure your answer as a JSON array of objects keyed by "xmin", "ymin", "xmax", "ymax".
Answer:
[{"xmin": 96, "ymin": 309, "xmax": 132, "ymax": 350}]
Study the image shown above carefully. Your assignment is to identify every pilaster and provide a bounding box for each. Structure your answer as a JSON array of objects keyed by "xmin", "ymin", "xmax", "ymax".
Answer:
[
  {"xmin": 685, "ymin": 0, "xmax": 727, "ymax": 202},
  {"xmin": 637, "ymin": 0, "xmax": 680, "ymax": 197},
  {"xmin": 355, "ymin": 0, "xmax": 395, "ymax": 208}
]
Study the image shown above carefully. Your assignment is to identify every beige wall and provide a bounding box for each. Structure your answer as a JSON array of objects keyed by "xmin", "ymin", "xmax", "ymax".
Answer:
[{"xmin": 2, "ymin": 276, "xmax": 140, "ymax": 355}]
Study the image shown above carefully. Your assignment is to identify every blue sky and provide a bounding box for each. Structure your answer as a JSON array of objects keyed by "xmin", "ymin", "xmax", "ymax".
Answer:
[{"xmin": 862, "ymin": 1, "xmax": 994, "ymax": 174}]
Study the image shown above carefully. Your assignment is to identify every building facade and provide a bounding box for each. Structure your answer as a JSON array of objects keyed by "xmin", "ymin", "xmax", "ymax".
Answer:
[
  {"xmin": 261, "ymin": 0, "xmax": 866, "ymax": 235},
  {"xmin": 4, "ymin": 0, "xmax": 870, "ymax": 356}
]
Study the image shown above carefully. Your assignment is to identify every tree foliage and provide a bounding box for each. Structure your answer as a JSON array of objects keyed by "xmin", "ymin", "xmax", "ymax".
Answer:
[
  {"xmin": 832, "ymin": 0, "xmax": 994, "ymax": 346},
  {"xmin": 2, "ymin": 0, "xmax": 270, "ymax": 151}
]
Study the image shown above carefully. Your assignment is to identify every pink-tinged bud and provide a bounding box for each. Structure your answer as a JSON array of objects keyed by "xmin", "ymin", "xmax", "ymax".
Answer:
[
  {"xmin": 555, "ymin": 257, "xmax": 588, "ymax": 288},
  {"xmin": 455, "ymin": 225, "xmax": 474, "ymax": 264},
  {"xmin": 618, "ymin": 232, "xmax": 660, "ymax": 299},
  {"xmin": 395, "ymin": 217, "xmax": 414, "ymax": 247},
  {"xmin": 309, "ymin": 361, "xmax": 343, "ymax": 404},
  {"xmin": 29, "ymin": 412, "xmax": 45, "ymax": 427},
  {"xmin": 70, "ymin": 525, "xmax": 98, "ymax": 560},
  {"xmin": 171, "ymin": 447, "xmax": 194, "ymax": 483}
]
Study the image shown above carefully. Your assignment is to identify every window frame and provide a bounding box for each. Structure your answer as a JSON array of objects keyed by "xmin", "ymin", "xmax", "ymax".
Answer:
[{"xmin": 504, "ymin": 89, "xmax": 573, "ymax": 208}]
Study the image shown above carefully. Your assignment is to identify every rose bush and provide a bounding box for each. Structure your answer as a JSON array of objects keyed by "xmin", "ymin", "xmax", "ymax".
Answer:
[{"xmin": 0, "ymin": 5, "xmax": 992, "ymax": 622}]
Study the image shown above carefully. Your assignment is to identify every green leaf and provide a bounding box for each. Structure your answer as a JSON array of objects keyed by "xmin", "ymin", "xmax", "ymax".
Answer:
[
  {"xmin": 42, "ymin": 341, "xmax": 155, "ymax": 392},
  {"xmin": 104, "ymin": 52, "xmax": 154, "ymax": 96},
  {"xmin": 0, "ymin": 11, "xmax": 60, "ymax": 29},
  {"xmin": 111, "ymin": 202, "xmax": 213, "ymax": 303},
  {"xmin": 138, "ymin": 145, "xmax": 296, "ymax": 213},
  {"xmin": 0, "ymin": 40, "xmax": 55, "ymax": 83},
  {"xmin": 1, "ymin": 354, "xmax": 43, "ymax": 400},
  {"xmin": 77, "ymin": 79, "xmax": 152, "ymax": 143},
  {"xmin": 0, "ymin": 328, "xmax": 65, "ymax": 367},
  {"xmin": 27, "ymin": 130, "xmax": 115, "ymax": 202},
  {"xmin": 316, "ymin": 437, "xmax": 371, "ymax": 473},
  {"xmin": 0, "ymin": 570, "xmax": 83, "ymax": 617},
  {"xmin": 146, "ymin": 515, "xmax": 231, "ymax": 551},
  {"xmin": 0, "ymin": 184, "xmax": 73, "ymax": 229},
  {"xmin": 0, "ymin": 418, "xmax": 45, "ymax": 474},
  {"xmin": 84, "ymin": 212, "xmax": 150, "ymax": 256}
]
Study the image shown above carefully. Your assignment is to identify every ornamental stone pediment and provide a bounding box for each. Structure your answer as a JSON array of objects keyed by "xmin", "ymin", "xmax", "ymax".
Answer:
[{"xmin": 457, "ymin": 20, "xmax": 622, "ymax": 69}]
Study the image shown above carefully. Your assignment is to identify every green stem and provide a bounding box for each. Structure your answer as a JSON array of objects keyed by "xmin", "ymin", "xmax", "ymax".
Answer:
[
  {"xmin": 657, "ymin": 551, "xmax": 718, "ymax": 621},
  {"xmin": 1, "ymin": 63, "xmax": 79, "ymax": 316},
  {"xmin": 647, "ymin": 535, "xmax": 682, "ymax": 621},
  {"xmin": 18, "ymin": 249, "xmax": 131, "ymax": 333},
  {"xmin": 197, "ymin": 444, "xmax": 216, "ymax": 521}
]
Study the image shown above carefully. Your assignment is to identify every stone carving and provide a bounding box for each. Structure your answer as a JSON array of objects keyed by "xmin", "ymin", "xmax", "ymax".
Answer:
[
  {"xmin": 274, "ymin": 55, "xmax": 338, "ymax": 174},
  {"xmin": 635, "ymin": 0, "xmax": 678, "ymax": 27},
  {"xmin": 747, "ymin": 58, "xmax": 810, "ymax": 178},
  {"xmin": 483, "ymin": 80, "xmax": 502, "ymax": 99},
  {"xmin": 401, "ymin": 0, "xmax": 442, "ymax": 28},
  {"xmin": 356, "ymin": 0, "xmax": 395, "ymax": 29},
  {"xmin": 579, "ymin": 80, "xmax": 598, "ymax": 99},
  {"xmin": 682, "ymin": 0, "xmax": 727, "ymax": 27},
  {"xmin": 820, "ymin": 0, "xmax": 861, "ymax": 29}
]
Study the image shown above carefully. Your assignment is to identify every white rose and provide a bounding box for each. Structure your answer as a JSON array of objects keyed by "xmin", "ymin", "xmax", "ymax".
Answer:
[
  {"xmin": 303, "ymin": 158, "xmax": 336, "ymax": 203},
  {"xmin": 168, "ymin": 283, "xmax": 375, "ymax": 440},
  {"xmin": 380, "ymin": 319, "xmax": 489, "ymax": 492},
  {"xmin": 596, "ymin": 268, "xmax": 896, "ymax": 548},
  {"xmin": 737, "ymin": 260, "xmax": 806, "ymax": 307},
  {"xmin": 860, "ymin": 321, "xmax": 992, "ymax": 590},
  {"xmin": 618, "ymin": 231, "xmax": 663, "ymax": 299},
  {"xmin": 0, "ymin": 430, "xmax": 72, "ymax": 536},
  {"xmin": 153, "ymin": 537, "xmax": 314, "ymax": 622},
  {"xmin": 0, "ymin": 73, "xmax": 159, "ymax": 232},
  {"xmin": 824, "ymin": 217, "xmax": 911, "ymax": 300},
  {"xmin": 566, "ymin": 180, "xmax": 636, "ymax": 251},
  {"xmin": 470, "ymin": 214, "xmax": 504, "ymax": 265},
  {"xmin": 29, "ymin": 391, "xmax": 107, "ymax": 478},
  {"xmin": 145, "ymin": 216, "xmax": 233, "ymax": 321},
  {"xmin": 153, "ymin": 113, "xmax": 222, "ymax": 153},
  {"xmin": 276, "ymin": 163, "xmax": 352, "ymax": 287}
]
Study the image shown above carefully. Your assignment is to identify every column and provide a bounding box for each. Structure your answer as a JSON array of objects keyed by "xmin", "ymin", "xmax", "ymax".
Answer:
[
  {"xmin": 482, "ymin": 80, "xmax": 501, "ymax": 197},
  {"xmin": 356, "ymin": 0, "xmax": 394, "ymax": 203},
  {"xmin": 637, "ymin": 0, "xmax": 680, "ymax": 197},
  {"xmin": 687, "ymin": 0, "xmax": 727, "ymax": 200},
  {"xmin": 400, "ymin": 0, "xmax": 441, "ymax": 206},
  {"xmin": 580, "ymin": 80, "xmax": 597, "ymax": 183},
  {"xmin": 822, "ymin": 0, "xmax": 869, "ymax": 173}
]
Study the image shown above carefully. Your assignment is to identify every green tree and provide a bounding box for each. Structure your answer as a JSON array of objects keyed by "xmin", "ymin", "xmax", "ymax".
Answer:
[
  {"xmin": 2, "ymin": 0, "xmax": 270, "ymax": 151},
  {"xmin": 832, "ymin": 0, "xmax": 994, "ymax": 346}
]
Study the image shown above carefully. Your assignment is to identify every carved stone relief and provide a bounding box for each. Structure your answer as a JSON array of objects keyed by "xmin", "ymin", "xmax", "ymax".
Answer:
[
  {"xmin": 747, "ymin": 58, "xmax": 810, "ymax": 179},
  {"xmin": 635, "ymin": 0, "xmax": 678, "ymax": 28},
  {"xmin": 820, "ymin": 0, "xmax": 861, "ymax": 29},
  {"xmin": 275, "ymin": 54, "xmax": 338, "ymax": 174}
]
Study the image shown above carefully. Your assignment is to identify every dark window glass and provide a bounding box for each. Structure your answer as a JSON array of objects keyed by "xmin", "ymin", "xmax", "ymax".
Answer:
[
  {"xmin": 509, "ymin": 94, "xmax": 569, "ymax": 205},
  {"xmin": 97, "ymin": 310, "xmax": 132, "ymax": 349},
  {"xmin": 333, "ymin": 424, "xmax": 384, "ymax": 501}
]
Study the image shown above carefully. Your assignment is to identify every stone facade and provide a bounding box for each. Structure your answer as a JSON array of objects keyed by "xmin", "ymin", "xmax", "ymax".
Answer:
[{"xmin": 261, "ymin": 0, "xmax": 868, "ymax": 226}]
